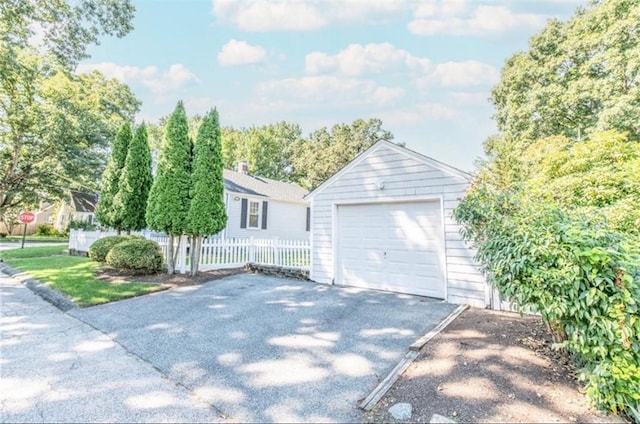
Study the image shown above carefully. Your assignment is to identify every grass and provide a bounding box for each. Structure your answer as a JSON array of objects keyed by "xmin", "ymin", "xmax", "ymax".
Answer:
[
  {"xmin": 1, "ymin": 247, "xmax": 166, "ymax": 307},
  {"xmin": 2, "ymin": 235, "xmax": 69, "ymax": 243}
]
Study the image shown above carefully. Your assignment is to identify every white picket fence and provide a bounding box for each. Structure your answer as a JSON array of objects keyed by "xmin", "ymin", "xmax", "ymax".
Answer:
[{"xmin": 68, "ymin": 229, "xmax": 310, "ymax": 273}]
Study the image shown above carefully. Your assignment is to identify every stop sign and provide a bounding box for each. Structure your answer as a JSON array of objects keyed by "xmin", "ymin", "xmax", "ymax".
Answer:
[{"xmin": 18, "ymin": 211, "xmax": 35, "ymax": 224}]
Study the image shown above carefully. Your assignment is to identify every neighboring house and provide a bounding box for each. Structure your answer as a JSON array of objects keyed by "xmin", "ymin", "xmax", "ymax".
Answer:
[
  {"xmin": 221, "ymin": 162, "xmax": 309, "ymax": 241},
  {"xmin": 54, "ymin": 190, "xmax": 98, "ymax": 230},
  {"xmin": 0, "ymin": 203, "xmax": 56, "ymax": 235},
  {"xmin": 306, "ymin": 140, "xmax": 488, "ymax": 308}
]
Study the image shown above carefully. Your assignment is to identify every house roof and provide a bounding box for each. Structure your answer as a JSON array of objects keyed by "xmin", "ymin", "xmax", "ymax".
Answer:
[
  {"xmin": 306, "ymin": 140, "xmax": 472, "ymax": 200},
  {"xmin": 223, "ymin": 170, "xmax": 308, "ymax": 203},
  {"xmin": 70, "ymin": 190, "xmax": 98, "ymax": 213}
]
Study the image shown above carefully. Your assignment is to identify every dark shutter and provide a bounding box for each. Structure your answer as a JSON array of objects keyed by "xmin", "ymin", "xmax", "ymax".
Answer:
[
  {"xmin": 240, "ymin": 198, "xmax": 247, "ymax": 229},
  {"xmin": 306, "ymin": 207, "xmax": 310, "ymax": 231},
  {"xmin": 261, "ymin": 201, "xmax": 268, "ymax": 229}
]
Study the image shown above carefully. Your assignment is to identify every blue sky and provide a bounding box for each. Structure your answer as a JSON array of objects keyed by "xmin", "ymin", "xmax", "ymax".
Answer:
[{"xmin": 78, "ymin": 0, "xmax": 586, "ymax": 172}]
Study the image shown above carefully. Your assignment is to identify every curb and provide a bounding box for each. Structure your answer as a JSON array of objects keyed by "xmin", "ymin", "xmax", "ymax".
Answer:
[
  {"xmin": 359, "ymin": 304, "xmax": 470, "ymax": 411},
  {"xmin": 0, "ymin": 262, "xmax": 77, "ymax": 312}
]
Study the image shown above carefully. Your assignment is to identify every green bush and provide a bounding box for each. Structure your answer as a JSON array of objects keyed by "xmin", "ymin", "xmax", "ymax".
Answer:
[
  {"xmin": 105, "ymin": 238, "xmax": 163, "ymax": 274},
  {"xmin": 88, "ymin": 235, "xmax": 143, "ymax": 262},
  {"xmin": 455, "ymin": 195, "xmax": 640, "ymax": 413},
  {"xmin": 35, "ymin": 224, "xmax": 59, "ymax": 236},
  {"xmin": 68, "ymin": 220, "xmax": 98, "ymax": 231}
]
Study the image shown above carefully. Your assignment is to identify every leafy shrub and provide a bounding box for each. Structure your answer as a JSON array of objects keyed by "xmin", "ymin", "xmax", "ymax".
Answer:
[
  {"xmin": 35, "ymin": 224, "xmax": 59, "ymax": 236},
  {"xmin": 0, "ymin": 232, "xmax": 7, "ymax": 238},
  {"xmin": 88, "ymin": 235, "xmax": 143, "ymax": 262},
  {"xmin": 105, "ymin": 239, "xmax": 163, "ymax": 274},
  {"xmin": 68, "ymin": 220, "xmax": 98, "ymax": 231},
  {"xmin": 455, "ymin": 194, "xmax": 640, "ymax": 413}
]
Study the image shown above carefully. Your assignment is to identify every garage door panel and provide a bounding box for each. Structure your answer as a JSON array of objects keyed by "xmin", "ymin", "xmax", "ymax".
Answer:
[{"xmin": 337, "ymin": 201, "xmax": 445, "ymax": 299}]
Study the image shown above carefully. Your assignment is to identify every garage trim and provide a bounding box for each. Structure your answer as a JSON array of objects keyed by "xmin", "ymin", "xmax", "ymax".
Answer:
[{"xmin": 331, "ymin": 194, "xmax": 448, "ymax": 300}]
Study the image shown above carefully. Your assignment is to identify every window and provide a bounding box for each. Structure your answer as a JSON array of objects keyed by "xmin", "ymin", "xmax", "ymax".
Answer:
[{"xmin": 248, "ymin": 201, "xmax": 260, "ymax": 228}]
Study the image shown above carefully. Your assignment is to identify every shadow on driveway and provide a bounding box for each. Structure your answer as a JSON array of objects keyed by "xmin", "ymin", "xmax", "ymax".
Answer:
[{"xmin": 70, "ymin": 274, "xmax": 456, "ymax": 422}]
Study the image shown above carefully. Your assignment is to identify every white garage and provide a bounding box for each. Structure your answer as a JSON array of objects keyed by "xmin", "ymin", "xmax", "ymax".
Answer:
[{"xmin": 306, "ymin": 140, "xmax": 488, "ymax": 308}]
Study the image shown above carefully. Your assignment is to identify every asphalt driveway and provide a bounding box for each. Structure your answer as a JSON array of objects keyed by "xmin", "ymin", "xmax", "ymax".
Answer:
[{"xmin": 70, "ymin": 274, "xmax": 457, "ymax": 422}]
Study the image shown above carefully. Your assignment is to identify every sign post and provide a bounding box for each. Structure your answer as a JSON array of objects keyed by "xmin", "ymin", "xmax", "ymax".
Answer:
[{"xmin": 18, "ymin": 212, "xmax": 35, "ymax": 249}]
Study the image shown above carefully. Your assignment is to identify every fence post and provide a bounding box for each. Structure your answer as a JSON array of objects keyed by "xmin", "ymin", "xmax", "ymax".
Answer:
[
  {"xmin": 274, "ymin": 237, "xmax": 280, "ymax": 266},
  {"xmin": 249, "ymin": 237, "xmax": 255, "ymax": 263},
  {"xmin": 179, "ymin": 235, "xmax": 188, "ymax": 274}
]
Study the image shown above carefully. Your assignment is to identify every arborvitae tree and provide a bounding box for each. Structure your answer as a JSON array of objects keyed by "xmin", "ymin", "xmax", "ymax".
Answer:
[
  {"xmin": 145, "ymin": 101, "xmax": 192, "ymax": 273},
  {"xmin": 186, "ymin": 109, "xmax": 227, "ymax": 275},
  {"xmin": 96, "ymin": 122, "xmax": 132, "ymax": 233},
  {"xmin": 112, "ymin": 124, "xmax": 153, "ymax": 233}
]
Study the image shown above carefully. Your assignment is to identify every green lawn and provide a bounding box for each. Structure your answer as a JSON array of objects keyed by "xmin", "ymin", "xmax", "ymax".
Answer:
[
  {"xmin": 1, "ymin": 247, "xmax": 166, "ymax": 307},
  {"xmin": 2, "ymin": 235, "xmax": 69, "ymax": 243}
]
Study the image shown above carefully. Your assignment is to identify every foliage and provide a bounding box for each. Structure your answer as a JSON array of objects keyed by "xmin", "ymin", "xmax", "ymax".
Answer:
[
  {"xmin": 2, "ymin": 247, "xmax": 164, "ymax": 307},
  {"xmin": 0, "ymin": 49, "xmax": 140, "ymax": 216},
  {"xmin": 105, "ymin": 238, "xmax": 163, "ymax": 274},
  {"xmin": 88, "ymin": 234, "xmax": 141, "ymax": 262},
  {"xmin": 186, "ymin": 109, "xmax": 227, "ymax": 275},
  {"xmin": 1, "ymin": 0, "xmax": 135, "ymax": 69},
  {"xmin": 96, "ymin": 122, "xmax": 132, "ymax": 230},
  {"xmin": 145, "ymin": 101, "xmax": 192, "ymax": 273},
  {"xmin": 0, "ymin": 207, "xmax": 21, "ymax": 235},
  {"xmin": 221, "ymin": 122, "xmax": 303, "ymax": 182},
  {"xmin": 491, "ymin": 0, "xmax": 640, "ymax": 146},
  {"xmin": 112, "ymin": 124, "xmax": 152, "ymax": 232},
  {"xmin": 67, "ymin": 220, "xmax": 97, "ymax": 231},
  {"xmin": 1, "ymin": 0, "xmax": 137, "ymax": 216},
  {"xmin": 454, "ymin": 130, "xmax": 640, "ymax": 413},
  {"xmin": 292, "ymin": 118, "xmax": 396, "ymax": 189},
  {"xmin": 34, "ymin": 224, "xmax": 59, "ymax": 236}
]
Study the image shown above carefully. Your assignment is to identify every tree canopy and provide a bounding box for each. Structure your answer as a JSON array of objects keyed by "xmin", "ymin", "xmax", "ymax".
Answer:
[
  {"xmin": 0, "ymin": 0, "xmax": 138, "ymax": 217},
  {"xmin": 113, "ymin": 124, "xmax": 153, "ymax": 232},
  {"xmin": 96, "ymin": 122, "xmax": 132, "ymax": 230},
  {"xmin": 491, "ymin": 0, "xmax": 640, "ymax": 147}
]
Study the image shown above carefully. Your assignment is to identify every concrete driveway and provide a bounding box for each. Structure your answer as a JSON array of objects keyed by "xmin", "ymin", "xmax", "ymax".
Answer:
[{"xmin": 70, "ymin": 274, "xmax": 456, "ymax": 422}]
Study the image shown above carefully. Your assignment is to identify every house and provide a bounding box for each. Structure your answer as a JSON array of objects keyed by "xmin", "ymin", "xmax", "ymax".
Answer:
[
  {"xmin": 0, "ymin": 203, "xmax": 56, "ymax": 235},
  {"xmin": 54, "ymin": 190, "xmax": 98, "ymax": 230},
  {"xmin": 220, "ymin": 162, "xmax": 309, "ymax": 241},
  {"xmin": 305, "ymin": 140, "xmax": 488, "ymax": 308}
]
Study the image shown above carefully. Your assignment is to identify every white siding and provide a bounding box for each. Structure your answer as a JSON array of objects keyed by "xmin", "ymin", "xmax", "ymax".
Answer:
[
  {"xmin": 309, "ymin": 143, "xmax": 487, "ymax": 307},
  {"xmin": 224, "ymin": 193, "xmax": 309, "ymax": 241}
]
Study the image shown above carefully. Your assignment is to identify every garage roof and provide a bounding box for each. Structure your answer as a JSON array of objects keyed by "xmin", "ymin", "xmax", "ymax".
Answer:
[{"xmin": 305, "ymin": 140, "xmax": 472, "ymax": 200}]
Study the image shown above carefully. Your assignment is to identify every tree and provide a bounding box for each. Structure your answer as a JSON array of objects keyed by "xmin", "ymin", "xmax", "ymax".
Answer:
[
  {"xmin": 146, "ymin": 101, "xmax": 192, "ymax": 274},
  {"xmin": 113, "ymin": 124, "xmax": 153, "ymax": 233},
  {"xmin": 186, "ymin": 109, "xmax": 227, "ymax": 275},
  {"xmin": 292, "ymin": 118, "xmax": 395, "ymax": 189},
  {"xmin": 491, "ymin": 0, "xmax": 640, "ymax": 147},
  {"xmin": 0, "ymin": 0, "xmax": 137, "ymax": 216},
  {"xmin": 95, "ymin": 122, "xmax": 132, "ymax": 232}
]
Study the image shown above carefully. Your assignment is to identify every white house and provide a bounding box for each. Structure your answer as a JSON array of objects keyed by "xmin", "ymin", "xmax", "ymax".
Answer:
[
  {"xmin": 220, "ymin": 162, "xmax": 309, "ymax": 241},
  {"xmin": 54, "ymin": 190, "xmax": 98, "ymax": 230},
  {"xmin": 305, "ymin": 140, "xmax": 488, "ymax": 308}
]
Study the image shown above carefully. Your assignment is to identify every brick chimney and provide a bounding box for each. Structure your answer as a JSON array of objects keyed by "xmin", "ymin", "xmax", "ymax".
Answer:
[{"xmin": 237, "ymin": 160, "xmax": 249, "ymax": 174}]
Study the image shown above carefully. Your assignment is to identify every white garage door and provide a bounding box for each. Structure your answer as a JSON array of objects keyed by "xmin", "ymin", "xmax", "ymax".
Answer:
[{"xmin": 337, "ymin": 201, "xmax": 445, "ymax": 298}]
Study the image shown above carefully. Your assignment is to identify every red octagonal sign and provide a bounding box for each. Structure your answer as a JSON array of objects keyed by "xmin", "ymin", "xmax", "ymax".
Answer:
[{"xmin": 18, "ymin": 211, "xmax": 35, "ymax": 224}]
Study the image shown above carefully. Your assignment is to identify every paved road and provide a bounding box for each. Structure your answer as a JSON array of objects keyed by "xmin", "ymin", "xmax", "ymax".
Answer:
[
  {"xmin": 1, "ymin": 269, "xmax": 456, "ymax": 423},
  {"xmin": 0, "ymin": 271, "xmax": 224, "ymax": 423},
  {"xmin": 70, "ymin": 274, "xmax": 456, "ymax": 422}
]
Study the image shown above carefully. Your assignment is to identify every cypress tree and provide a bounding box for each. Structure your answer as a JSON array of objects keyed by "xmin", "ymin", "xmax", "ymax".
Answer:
[
  {"xmin": 113, "ymin": 124, "xmax": 153, "ymax": 232},
  {"xmin": 145, "ymin": 101, "xmax": 192, "ymax": 273},
  {"xmin": 96, "ymin": 122, "xmax": 132, "ymax": 232},
  {"xmin": 186, "ymin": 109, "xmax": 228, "ymax": 275}
]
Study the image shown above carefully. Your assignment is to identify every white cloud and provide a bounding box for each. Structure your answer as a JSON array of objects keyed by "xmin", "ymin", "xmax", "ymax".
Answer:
[
  {"xmin": 218, "ymin": 39, "xmax": 267, "ymax": 66},
  {"xmin": 408, "ymin": 1, "xmax": 548, "ymax": 35},
  {"xmin": 382, "ymin": 102, "xmax": 459, "ymax": 124},
  {"xmin": 422, "ymin": 60, "xmax": 500, "ymax": 87},
  {"xmin": 305, "ymin": 43, "xmax": 430, "ymax": 76},
  {"xmin": 450, "ymin": 91, "xmax": 491, "ymax": 107},
  {"xmin": 258, "ymin": 75, "xmax": 404, "ymax": 106},
  {"xmin": 76, "ymin": 62, "xmax": 199, "ymax": 96},
  {"xmin": 212, "ymin": 0, "xmax": 412, "ymax": 31}
]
